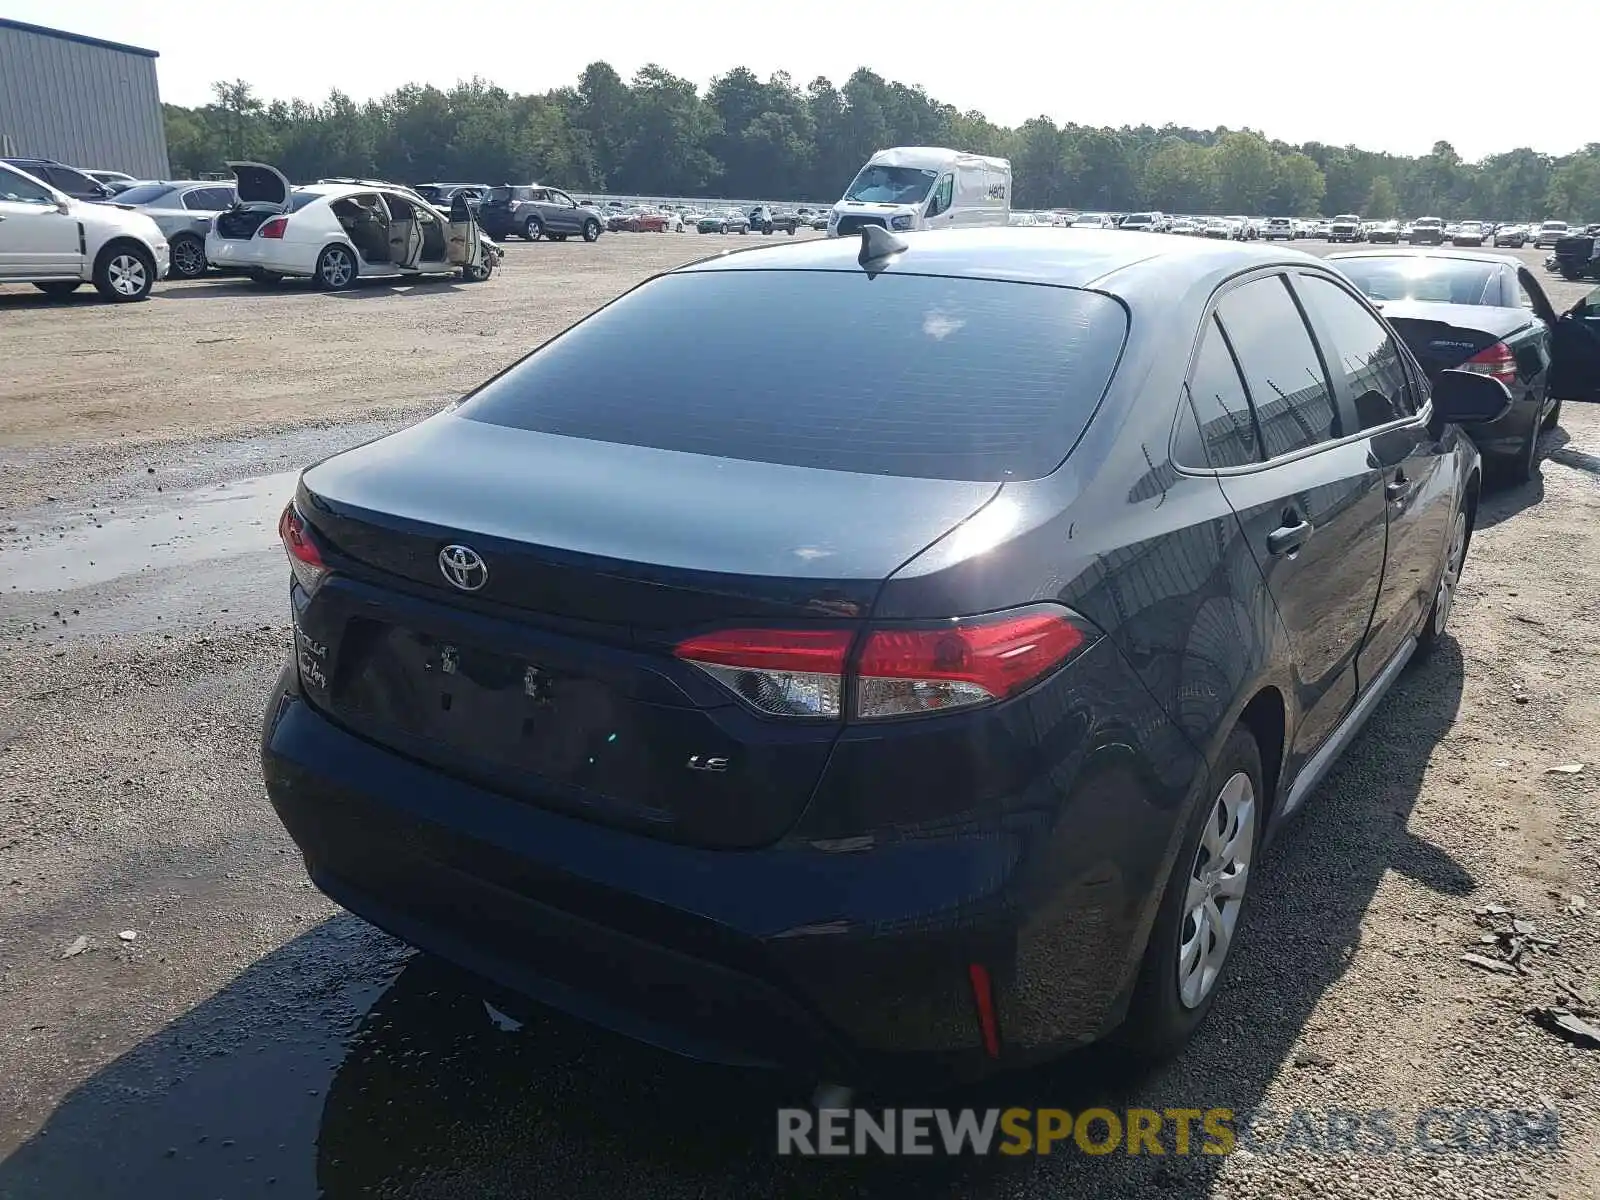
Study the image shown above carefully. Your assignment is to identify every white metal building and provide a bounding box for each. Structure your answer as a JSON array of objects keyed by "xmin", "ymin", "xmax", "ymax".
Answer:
[{"xmin": 0, "ymin": 18, "xmax": 169, "ymax": 179}]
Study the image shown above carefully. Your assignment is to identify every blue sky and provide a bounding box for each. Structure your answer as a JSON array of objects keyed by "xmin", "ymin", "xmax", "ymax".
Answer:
[{"xmin": 9, "ymin": 0, "xmax": 1590, "ymax": 160}]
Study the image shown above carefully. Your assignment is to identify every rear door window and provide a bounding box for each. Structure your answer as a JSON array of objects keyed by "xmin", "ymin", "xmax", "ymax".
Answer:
[
  {"xmin": 459, "ymin": 270, "xmax": 1129, "ymax": 482},
  {"xmin": 1175, "ymin": 316, "xmax": 1262, "ymax": 468},
  {"xmin": 1216, "ymin": 275, "xmax": 1342, "ymax": 458},
  {"xmin": 1295, "ymin": 274, "xmax": 1415, "ymax": 430}
]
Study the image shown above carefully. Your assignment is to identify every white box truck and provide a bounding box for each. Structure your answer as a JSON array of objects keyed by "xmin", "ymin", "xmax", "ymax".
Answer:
[{"xmin": 826, "ymin": 147, "xmax": 1011, "ymax": 238}]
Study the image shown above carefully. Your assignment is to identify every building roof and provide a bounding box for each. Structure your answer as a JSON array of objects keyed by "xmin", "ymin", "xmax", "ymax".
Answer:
[{"xmin": 0, "ymin": 17, "xmax": 159, "ymax": 59}]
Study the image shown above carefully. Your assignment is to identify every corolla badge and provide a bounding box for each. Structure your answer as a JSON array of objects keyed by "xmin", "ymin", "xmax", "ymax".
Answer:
[{"xmin": 438, "ymin": 544, "xmax": 489, "ymax": 591}]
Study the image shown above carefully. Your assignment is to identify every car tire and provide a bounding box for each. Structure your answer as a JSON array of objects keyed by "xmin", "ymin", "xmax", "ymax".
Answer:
[
  {"xmin": 462, "ymin": 258, "xmax": 493, "ymax": 282},
  {"xmin": 523, "ymin": 216, "xmax": 543, "ymax": 242},
  {"xmin": 787, "ymin": 226, "xmax": 796, "ymax": 235},
  {"xmin": 92, "ymin": 242, "xmax": 156, "ymax": 302},
  {"xmin": 1119, "ymin": 725, "xmax": 1263, "ymax": 1061},
  {"xmin": 582, "ymin": 219, "xmax": 600, "ymax": 243},
  {"xmin": 1416, "ymin": 502, "xmax": 1472, "ymax": 660},
  {"xmin": 1501, "ymin": 415, "xmax": 1542, "ymax": 486},
  {"xmin": 32, "ymin": 281, "xmax": 82, "ymax": 298},
  {"xmin": 1542, "ymin": 397, "xmax": 1562, "ymax": 432},
  {"xmin": 168, "ymin": 234, "xmax": 209, "ymax": 280},
  {"xmin": 313, "ymin": 244, "xmax": 357, "ymax": 291}
]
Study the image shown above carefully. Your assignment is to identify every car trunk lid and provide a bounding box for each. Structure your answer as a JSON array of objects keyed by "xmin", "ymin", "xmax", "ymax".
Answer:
[
  {"xmin": 1377, "ymin": 300, "xmax": 1526, "ymax": 378},
  {"xmin": 290, "ymin": 414, "xmax": 998, "ymax": 848},
  {"xmin": 225, "ymin": 161, "xmax": 290, "ymax": 211}
]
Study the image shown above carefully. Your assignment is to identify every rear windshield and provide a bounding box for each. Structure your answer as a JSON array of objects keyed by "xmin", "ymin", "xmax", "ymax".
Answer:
[
  {"xmin": 458, "ymin": 270, "xmax": 1128, "ymax": 481},
  {"xmin": 1334, "ymin": 257, "xmax": 1501, "ymax": 306},
  {"xmin": 113, "ymin": 183, "xmax": 177, "ymax": 205}
]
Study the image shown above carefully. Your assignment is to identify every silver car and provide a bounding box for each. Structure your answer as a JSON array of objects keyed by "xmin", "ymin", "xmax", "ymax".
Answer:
[{"xmin": 110, "ymin": 180, "xmax": 238, "ymax": 278}]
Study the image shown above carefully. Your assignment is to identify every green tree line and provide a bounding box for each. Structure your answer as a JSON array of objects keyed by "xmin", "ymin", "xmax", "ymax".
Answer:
[{"xmin": 166, "ymin": 66, "xmax": 1600, "ymax": 219}]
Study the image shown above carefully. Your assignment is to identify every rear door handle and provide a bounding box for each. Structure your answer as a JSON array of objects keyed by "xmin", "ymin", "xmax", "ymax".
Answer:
[{"xmin": 1267, "ymin": 520, "xmax": 1314, "ymax": 557}]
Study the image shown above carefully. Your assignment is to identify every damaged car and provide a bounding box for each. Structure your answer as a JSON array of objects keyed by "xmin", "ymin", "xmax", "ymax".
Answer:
[{"xmin": 205, "ymin": 162, "xmax": 501, "ymax": 290}]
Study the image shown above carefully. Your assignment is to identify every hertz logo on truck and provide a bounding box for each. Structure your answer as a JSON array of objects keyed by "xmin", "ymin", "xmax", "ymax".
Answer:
[{"xmin": 986, "ymin": 184, "xmax": 1006, "ymax": 200}]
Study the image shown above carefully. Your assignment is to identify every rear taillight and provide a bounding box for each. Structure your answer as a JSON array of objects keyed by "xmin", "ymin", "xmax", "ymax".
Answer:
[
  {"xmin": 259, "ymin": 216, "xmax": 288, "ymax": 239},
  {"xmin": 1459, "ymin": 341, "xmax": 1517, "ymax": 384},
  {"xmin": 672, "ymin": 607, "xmax": 1089, "ymax": 721},
  {"xmin": 672, "ymin": 628, "xmax": 851, "ymax": 718},
  {"xmin": 278, "ymin": 503, "xmax": 328, "ymax": 592}
]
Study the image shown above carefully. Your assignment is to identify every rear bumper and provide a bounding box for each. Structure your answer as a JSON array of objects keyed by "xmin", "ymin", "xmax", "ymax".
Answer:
[
  {"xmin": 260, "ymin": 658, "xmax": 1168, "ymax": 1080},
  {"xmin": 1462, "ymin": 393, "xmax": 1542, "ymax": 457}
]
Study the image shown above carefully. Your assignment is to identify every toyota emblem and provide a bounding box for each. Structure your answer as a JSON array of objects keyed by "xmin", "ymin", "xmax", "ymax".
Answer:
[{"xmin": 438, "ymin": 544, "xmax": 489, "ymax": 592}]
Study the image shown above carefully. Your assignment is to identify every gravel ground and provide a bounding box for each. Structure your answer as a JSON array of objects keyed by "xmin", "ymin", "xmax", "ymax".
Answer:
[{"xmin": 0, "ymin": 235, "xmax": 1596, "ymax": 1199}]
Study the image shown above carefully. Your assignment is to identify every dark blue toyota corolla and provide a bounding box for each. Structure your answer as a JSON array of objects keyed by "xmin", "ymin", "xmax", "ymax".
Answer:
[{"xmin": 262, "ymin": 228, "xmax": 1517, "ymax": 1085}]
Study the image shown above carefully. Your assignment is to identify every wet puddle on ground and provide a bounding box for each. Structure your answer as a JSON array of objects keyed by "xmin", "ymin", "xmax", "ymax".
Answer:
[{"xmin": 1, "ymin": 471, "xmax": 299, "ymax": 594}]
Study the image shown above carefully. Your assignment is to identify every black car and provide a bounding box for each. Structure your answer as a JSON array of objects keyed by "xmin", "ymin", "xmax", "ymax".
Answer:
[
  {"xmin": 414, "ymin": 183, "xmax": 488, "ymax": 212},
  {"xmin": 1330, "ymin": 248, "xmax": 1600, "ymax": 480},
  {"xmin": 1409, "ymin": 217, "xmax": 1446, "ymax": 246},
  {"xmin": 262, "ymin": 229, "xmax": 1527, "ymax": 1087},
  {"xmin": 1553, "ymin": 229, "xmax": 1600, "ymax": 281},
  {"xmin": 1, "ymin": 157, "xmax": 114, "ymax": 201}
]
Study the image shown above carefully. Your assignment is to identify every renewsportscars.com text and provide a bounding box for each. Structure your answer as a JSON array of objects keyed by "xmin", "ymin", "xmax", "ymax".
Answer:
[{"xmin": 776, "ymin": 1107, "xmax": 1563, "ymax": 1157}]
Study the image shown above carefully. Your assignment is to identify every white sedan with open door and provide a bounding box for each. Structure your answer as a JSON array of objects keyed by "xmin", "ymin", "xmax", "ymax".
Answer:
[{"xmin": 205, "ymin": 162, "xmax": 501, "ymax": 290}]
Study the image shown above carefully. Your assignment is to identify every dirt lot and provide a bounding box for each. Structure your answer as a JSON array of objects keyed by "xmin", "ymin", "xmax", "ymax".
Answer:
[{"xmin": 0, "ymin": 235, "xmax": 1597, "ymax": 1199}]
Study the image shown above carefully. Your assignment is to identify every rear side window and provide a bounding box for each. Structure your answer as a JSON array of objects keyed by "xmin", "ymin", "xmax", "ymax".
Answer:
[
  {"xmin": 184, "ymin": 187, "xmax": 234, "ymax": 211},
  {"xmin": 459, "ymin": 270, "xmax": 1129, "ymax": 482},
  {"xmin": 1296, "ymin": 275, "xmax": 1415, "ymax": 430},
  {"xmin": 1176, "ymin": 316, "xmax": 1261, "ymax": 468},
  {"xmin": 44, "ymin": 164, "xmax": 94, "ymax": 193},
  {"xmin": 1216, "ymin": 275, "xmax": 1341, "ymax": 458}
]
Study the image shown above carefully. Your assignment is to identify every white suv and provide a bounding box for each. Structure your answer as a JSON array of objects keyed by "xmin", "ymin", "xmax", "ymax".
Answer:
[{"xmin": 0, "ymin": 161, "xmax": 169, "ymax": 301}]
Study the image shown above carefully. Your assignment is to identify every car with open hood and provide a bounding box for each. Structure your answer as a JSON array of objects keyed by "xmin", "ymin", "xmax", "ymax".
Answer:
[
  {"xmin": 205, "ymin": 162, "xmax": 499, "ymax": 290},
  {"xmin": 0, "ymin": 159, "xmax": 169, "ymax": 301},
  {"xmin": 1330, "ymin": 246, "xmax": 1600, "ymax": 480},
  {"xmin": 262, "ymin": 226, "xmax": 1520, "ymax": 1089}
]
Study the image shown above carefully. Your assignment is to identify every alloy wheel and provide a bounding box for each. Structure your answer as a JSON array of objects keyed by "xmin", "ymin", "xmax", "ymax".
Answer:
[
  {"xmin": 1434, "ymin": 510, "xmax": 1468, "ymax": 638},
  {"xmin": 172, "ymin": 238, "xmax": 206, "ymax": 278},
  {"xmin": 1177, "ymin": 771, "xmax": 1255, "ymax": 1009},
  {"xmin": 107, "ymin": 254, "xmax": 148, "ymax": 297},
  {"xmin": 321, "ymin": 249, "xmax": 353, "ymax": 289}
]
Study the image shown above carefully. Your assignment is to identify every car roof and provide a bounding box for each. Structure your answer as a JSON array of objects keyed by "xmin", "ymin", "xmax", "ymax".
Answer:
[
  {"xmin": 1327, "ymin": 247, "xmax": 1521, "ymax": 268},
  {"xmin": 680, "ymin": 227, "xmax": 1328, "ymax": 291}
]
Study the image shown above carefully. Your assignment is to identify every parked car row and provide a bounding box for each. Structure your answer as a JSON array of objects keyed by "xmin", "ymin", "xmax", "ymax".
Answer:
[{"xmin": 0, "ymin": 159, "xmax": 502, "ymax": 300}]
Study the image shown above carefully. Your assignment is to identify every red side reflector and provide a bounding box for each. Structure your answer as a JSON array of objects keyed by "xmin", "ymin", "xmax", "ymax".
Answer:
[
  {"xmin": 968, "ymin": 963, "xmax": 1001, "ymax": 1059},
  {"xmin": 259, "ymin": 216, "xmax": 289, "ymax": 239},
  {"xmin": 1461, "ymin": 341, "xmax": 1517, "ymax": 384}
]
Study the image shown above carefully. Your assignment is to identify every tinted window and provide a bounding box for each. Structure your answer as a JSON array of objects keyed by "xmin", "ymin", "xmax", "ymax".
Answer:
[
  {"xmin": 1333, "ymin": 256, "xmax": 1502, "ymax": 306},
  {"xmin": 116, "ymin": 183, "xmax": 178, "ymax": 206},
  {"xmin": 287, "ymin": 191, "xmax": 322, "ymax": 213},
  {"xmin": 1176, "ymin": 316, "xmax": 1261, "ymax": 468},
  {"xmin": 1216, "ymin": 275, "xmax": 1341, "ymax": 458},
  {"xmin": 183, "ymin": 187, "xmax": 233, "ymax": 211},
  {"xmin": 1297, "ymin": 275, "xmax": 1414, "ymax": 429},
  {"xmin": 44, "ymin": 165, "xmax": 95, "ymax": 193},
  {"xmin": 0, "ymin": 165, "xmax": 57, "ymax": 204},
  {"xmin": 459, "ymin": 271, "xmax": 1129, "ymax": 482}
]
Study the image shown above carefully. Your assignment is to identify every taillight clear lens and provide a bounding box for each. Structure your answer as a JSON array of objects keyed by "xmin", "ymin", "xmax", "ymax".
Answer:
[
  {"xmin": 259, "ymin": 217, "xmax": 288, "ymax": 239},
  {"xmin": 673, "ymin": 628, "xmax": 851, "ymax": 717},
  {"xmin": 855, "ymin": 609, "xmax": 1087, "ymax": 719},
  {"xmin": 1460, "ymin": 341, "xmax": 1517, "ymax": 384},
  {"xmin": 278, "ymin": 503, "xmax": 328, "ymax": 592},
  {"xmin": 672, "ymin": 608, "xmax": 1090, "ymax": 721}
]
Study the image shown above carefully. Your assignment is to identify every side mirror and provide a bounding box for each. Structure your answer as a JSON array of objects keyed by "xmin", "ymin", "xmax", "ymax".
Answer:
[
  {"xmin": 1432, "ymin": 369, "xmax": 1513, "ymax": 426},
  {"xmin": 55, "ymin": 197, "xmax": 71, "ymax": 214}
]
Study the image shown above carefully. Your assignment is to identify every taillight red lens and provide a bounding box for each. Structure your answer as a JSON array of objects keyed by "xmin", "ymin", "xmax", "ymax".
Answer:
[
  {"xmin": 1460, "ymin": 341, "xmax": 1517, "ymax": 384},
  {"xmin": 259, "ymin": 217, "xmax": 288, "ymax": 239},
  {"xmin": 856, "ymin": 610, "xmax": 1086, "ymax": 719},
  {"xmin": 673, "ymin": 628, "xmax": 851, "ymax": 717},
  {"xmin": 278, "ymin": 502, "xmax": 327, "ymax": 592},
  {"xmin": 673, "ymin": 608, "xmax": 1088, "ymax": 721}
]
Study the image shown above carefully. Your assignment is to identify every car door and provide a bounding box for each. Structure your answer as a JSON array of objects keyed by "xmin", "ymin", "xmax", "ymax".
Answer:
[
  {"xmin": 544, "ymin": 189, "xmax": 582, "ymax": 235},
  {"xmin": 1293, "ymin": 269, "xmax": 1451, "ymax": 683},
  {"xmin": 1206, "ymin": 272, "xmax": 1390, "ymax": 782},
  {"xmin": 446, "ymin": 191, "xmax": 483, "ymax": 270},
  {"xmin": 923, "ymin": 173, "xmax": 955, "ymax": 228},
  {"xmin": 1548, "ymin": 286, "xmax": 1600, "ymax": 403},
  {"xmin": 0, "ymin": 163, "xmax": 78, "ymax": 276}
]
